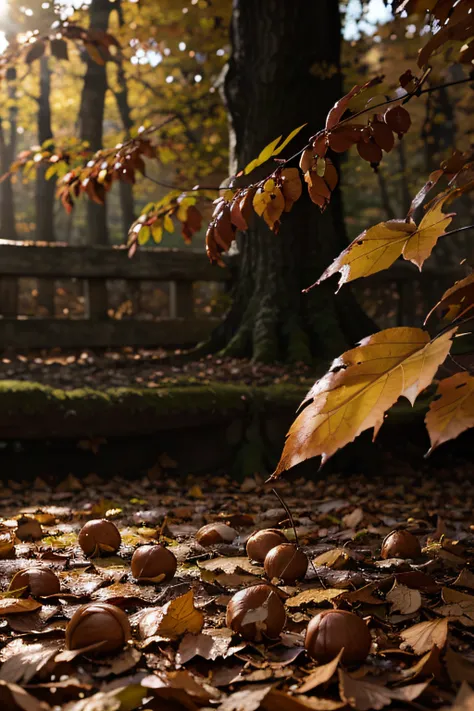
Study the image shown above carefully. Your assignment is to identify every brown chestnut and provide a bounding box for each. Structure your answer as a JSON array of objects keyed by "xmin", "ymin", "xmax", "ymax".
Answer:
[
  {"xmin": 78, "ymin": 519, "xmax": 121, "ymax": 557},
  {"xmin": 226, "ymin": 584, "xmax": 286, "ymax": 641},
  {"xmin": 305, "ymin": 609, "xmax": 371, "ymax": 664},
  {"xmin": 131, "ymin": 544, "xmax": 177, "ymax": 583},
  {"xmin": 246, "ymin": 529, "xmax": 288, "ymax": 563},
  {"xmin": 264, "ymin": 543, "xmax": 308, "ymax": 584},
  {"xmin": 10, "ymin": 567, "xmax": 60, "ymax": 597},
  {"xmin": 381, "ymin": 530, "xmax": 421, "ymax": 560},
  {"xmin": 196, "ymin": 522, "xmax": 237, "ymax": 546},
  {"xmin": 65, "ymin": 602, "xmax": 131, "ymax": 656}
]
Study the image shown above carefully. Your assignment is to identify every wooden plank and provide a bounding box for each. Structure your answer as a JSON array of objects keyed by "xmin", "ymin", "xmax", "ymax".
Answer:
[
  {"xmin": 0, "ymin": 277, "xmax": 18, "ymax": 317},
  {"xmin": 169, "ymin": 281, "xmax": 194, "ymax": 319},
  {"xmin": 0, "ymin": 242, "xmax": 229, "ymax": 281},
  {"xmin": 0, "ymin": 317, "xmax": 219, "ymax": 350}
]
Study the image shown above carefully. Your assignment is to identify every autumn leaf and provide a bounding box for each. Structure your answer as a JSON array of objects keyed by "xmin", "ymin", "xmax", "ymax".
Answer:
[
  {"xmin": 286, "ymin": 588, "xmax": 344, "ymax": 608},
  {"xmin": 425, "ymin": 272, "xmax": 474, "ymax": 325},
  {"xmin": 400, "ymin": 618, "xmax": 449, "ymax": 655},
  {"xmin": 402, "ymin": 199, "xmax": 455, "ymax": 269},
  {"xmin": 273, "ymin": 327, "xmax": 455, "ymax": 474},
  {"xmin": 317, "ymin": 200, "xmax": 454, "ymax": 289},
  {"xmin": 339, "ymin": 669, "xmax": 429, "ymax": 711},
  {"xmin": 0, "ymin": 598, "xmax": 42, "ymax": 615},
  {"xmin": 297, "ymin": 650, "xmax": 343, "ymax": 693},
  {"xmin": 252, "ymin": 181, "xmax": 285, "ymax": 230},
  {"xmin": 445, "ymin": 647, "xmax": 474, "ymax": 684},
  {"xmin": 0, "ymin": 680, "xmax": 50, "ymax": 711},
  {"xmin": 425, "ymin": 373, "xmax": 474, "ymax": 454},
  {"xmin": 386, "ymin": 582, "xmax": 422, "ymax": 615},
  {"xmin": 243, "ymin": 124, "xmax": 307, "ymax": 175},
  {"xmin": 138, "ymin": 590, "xmax": 204, "ymax": 641}
]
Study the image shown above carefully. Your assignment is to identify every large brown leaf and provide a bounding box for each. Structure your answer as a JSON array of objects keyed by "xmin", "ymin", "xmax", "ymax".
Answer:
[
  {"xmin": 425, "ymin": 373, "xmax": 474, "ymax": 453},
  {"xmin": 425, "ymin": 272, "xmax": 474, "ymax": 325},
  {"xmin": 273, "ymin": 327, "xmax": 454, "ymax": 474}
]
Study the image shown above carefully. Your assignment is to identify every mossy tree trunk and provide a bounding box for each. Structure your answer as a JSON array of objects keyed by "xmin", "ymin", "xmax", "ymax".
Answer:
[{"xmin": 207, "ymin": 0, "xmax": 374, "ymax": 363}]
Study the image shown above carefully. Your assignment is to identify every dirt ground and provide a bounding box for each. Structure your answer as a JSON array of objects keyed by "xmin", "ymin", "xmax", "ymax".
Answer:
[
  {"xmin": 0, "ymin": 466, "xmax": 473, "ymax": 710},
  {"xmin": 0, "ymin": 350, "xmax": 313, "ymax": 390}
]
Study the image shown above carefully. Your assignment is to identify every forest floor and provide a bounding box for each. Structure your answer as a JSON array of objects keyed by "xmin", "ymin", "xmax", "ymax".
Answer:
[
  {"xmin": 0, "ymin": 349, "xmax": 313, "ymax": 390},
  {"xmin": 0, "ymin": 466, "xmax": 473, "ymax": 710}
]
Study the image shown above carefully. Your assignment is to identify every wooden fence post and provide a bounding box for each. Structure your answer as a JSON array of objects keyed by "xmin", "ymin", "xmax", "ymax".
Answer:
[
  {"xmin": 84, "ymin": 278, "xmax": 108, "ymax": 320},
  {"xmin": 169, "ymin": 281, "xmax": 194, "ymax": 319},
  {"xmin": 0, "ymin": 277, "xmax": 18, "ymax": 317}
]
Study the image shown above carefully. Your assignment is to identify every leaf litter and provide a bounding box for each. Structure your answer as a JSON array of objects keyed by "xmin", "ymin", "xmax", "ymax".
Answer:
[{"xmin": 0, "ymin": 467, "xmax": 474, "ymax": 709}]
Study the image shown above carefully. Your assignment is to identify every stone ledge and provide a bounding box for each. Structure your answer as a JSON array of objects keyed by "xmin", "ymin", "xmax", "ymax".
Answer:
[{"xmin": 0, "ymin": 380, "xmax": 309, "ymax": 439}]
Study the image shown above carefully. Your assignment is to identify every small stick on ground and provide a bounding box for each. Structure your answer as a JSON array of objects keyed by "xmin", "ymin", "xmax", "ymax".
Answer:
[{"xmin": 272, "ymin": 487, "xmax": 325, "ymax": 586}]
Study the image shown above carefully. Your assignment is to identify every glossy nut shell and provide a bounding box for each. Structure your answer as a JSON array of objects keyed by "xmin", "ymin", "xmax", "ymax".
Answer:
[
  {"xmin": 226, "ymin": 584, "xmax": 286, "ymax": 642},
  {"xmin": 131, "ymin": 544, "xmax": 177, "ymax": 583},
  {"xmin": 305, "ymin": 609, "xmax": 371, "ymax": 664},
  {"xmin": 264, "ymin": 543, "xmax": 308, "ymax": 584},
  {"xmin": 78, "ymin": 519, "xmax": 121, "ymax": 557},
  {"xmin": 66, "ymin": 602, "xmax": 131, "ymax": 656},
  {"xmin": 246, "ymin": 529, "xmax": 288, "ymax": 563}
]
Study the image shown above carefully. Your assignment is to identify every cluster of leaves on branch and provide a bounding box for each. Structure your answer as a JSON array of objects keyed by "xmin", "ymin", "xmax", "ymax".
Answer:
[
  {"xmin": 128, "ymin": 191, "xmax": 203, "ymax": 254},
  {"xmin": 0, "ymin": 21, "xmax": 120, "ymax": 75}
]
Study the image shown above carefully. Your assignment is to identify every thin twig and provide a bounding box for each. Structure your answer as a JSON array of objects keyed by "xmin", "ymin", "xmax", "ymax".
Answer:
[{"xmin": 272, "ymin": 488, "xmax": 299, "ymax": 548}]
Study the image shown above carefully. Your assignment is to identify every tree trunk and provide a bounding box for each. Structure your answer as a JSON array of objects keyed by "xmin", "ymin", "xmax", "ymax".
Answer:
[
  {"xmin": 79, "ymin": 0, "xmax": 112, "ymax": 246},
  {"xmin": 36, "ymin": 55, "xmax": 56, "ymax": 314},
  {"xmin": 0, "ymin": 74, "xmax": 18, "ymax": 240},
  {"xmin": 36, "ymin": 55, "xmax": 55, "ymax": 242},
  {"xmin": 113, "ymin": 60, "xmax": 136, "ymax": 238},
  {"xmin": 208, "ymin": 0, "xmax": 374, "ymax": 363}
]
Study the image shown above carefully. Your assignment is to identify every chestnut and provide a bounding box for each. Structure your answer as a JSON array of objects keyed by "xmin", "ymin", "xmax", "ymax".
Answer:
[
  {"xmin": 10, "ymin": 567, "xmax": 60, "ymax": 597},
  {"xmin": 381, "ymin": 530, "xmax": 421, "ymax": 560},
  {"xmin": 226, "ymin": 584, "xmax": 286, "ymax": 641},
  {"xmin": 246, "ymin": 529, "xmax": 288, "ymax": 563},
  {"xmin": 131, "ymin": 544, "xmax": 177, "ymax": 583},
  {"xmin": 78, "ymin": 519, "xmax": 121, "ymax": 557},
  {"xmin": 305, "ymin": 609, "xmax": 371, "ymax": 664},
  {"xmin": 264, "ymin": 543, "xmax": 308, "ymax": 584},
  {"xmin": 65, "ymin": 602, "xmax": 131, "ymax": 656},
  {"xmin": 196, "ymin": 522, "xmax": 237, "ymax": 546}
]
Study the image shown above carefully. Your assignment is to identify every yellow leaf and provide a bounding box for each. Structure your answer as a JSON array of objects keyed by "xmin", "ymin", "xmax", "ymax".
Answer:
[
  {"xmin": 273, "ymin": 327, "xmax": 455, "ymax": 475},
  {"xmin": 425, "ymin": 272, "xmax": 474, "ymax": 325},
  {"xmin": 137, "ymin": 225, "xmax": 150, "ymax": 245},
  {"xmin": 318, "ymin": 199, "xmax": 454, "ymax": 288},
  {"xmin": 272, "ymin": 123, "xmax": 307, "ymax": 156},
  {"xmin": 139, "ymin": 590, "xmax": 204, "ymax": 641},
  {"xmin": 253, "ymin": 188, "xmax": 271, "ymax": 217},
  {"xmin": 402, "ymin": 200, "xmax": 455, "ymax": 269},
  {"xmin": 243, "ymin": 135, "xmax": 282, "ymax": 175},
  {"xmin": 163, "ymin": 214, "xmax": 174, "ymax": 233},
  {"xmin": 317, "ymin": 220, "xmax": 416, "ymax": 289},
  {"xmin": 400, "ymin": 617, "xmax": 449, "ymax": 655},
  {"xmin": 152, "ymin": 222, "xmax": 163, "ymax": 244},
  {"xmin": 286, "ymin": 588, "xmax": 344, "ymax": 608},
  {"xmin": 425, "ymin": 373, "xmax": 474, "ymax": 454}
]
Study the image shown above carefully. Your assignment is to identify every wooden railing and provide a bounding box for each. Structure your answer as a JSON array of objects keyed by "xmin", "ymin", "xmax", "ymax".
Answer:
[
  {"xmin": 0, "ymin": 240, "xmax": 466, "ymax": 350},
  {"xmin": 0, "ymin": 241, "xmax": 230, "ymax": 350}
]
